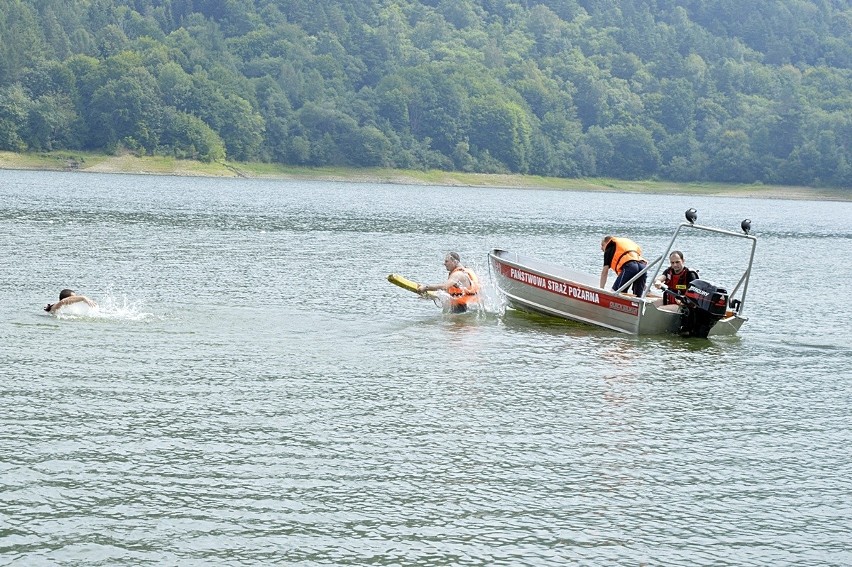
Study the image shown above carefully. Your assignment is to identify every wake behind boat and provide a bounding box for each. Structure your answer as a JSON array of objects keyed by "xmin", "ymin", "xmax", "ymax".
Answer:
[{"xmin": 489, "ymin": 210, "xmax": 757, "ymax": 337}]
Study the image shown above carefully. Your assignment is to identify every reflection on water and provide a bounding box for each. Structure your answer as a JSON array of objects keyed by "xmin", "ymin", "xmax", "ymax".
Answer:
[{"xmin": 1, "ymin": 170, "xmax": 851, "ymax": 566}]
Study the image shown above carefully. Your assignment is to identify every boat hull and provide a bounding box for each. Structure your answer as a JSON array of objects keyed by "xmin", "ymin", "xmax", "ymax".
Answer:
[{"xmin": 489, "ymin": 249, "xmax": 745, "ymax": 336}]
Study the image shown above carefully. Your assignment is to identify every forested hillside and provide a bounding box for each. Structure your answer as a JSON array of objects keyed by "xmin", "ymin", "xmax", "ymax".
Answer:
[{"xmin": 1, "ymin": 0, "xmax": 851, "ymax": 187}]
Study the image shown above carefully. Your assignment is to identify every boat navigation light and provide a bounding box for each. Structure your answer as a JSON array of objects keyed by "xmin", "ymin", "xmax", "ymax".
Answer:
[
  {"xmin": 685, "ymin": 208, "xmax": 697, "ymax": 223},
  {"xmin": 741, "ymin": 219, "xmax": 751, "ymax": 234}
]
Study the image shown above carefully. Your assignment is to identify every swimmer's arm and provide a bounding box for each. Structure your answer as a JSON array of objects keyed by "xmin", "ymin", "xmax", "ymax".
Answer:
[{"xmin": 48, "ymin": 295, "xmax": 97, "ymax": 312}]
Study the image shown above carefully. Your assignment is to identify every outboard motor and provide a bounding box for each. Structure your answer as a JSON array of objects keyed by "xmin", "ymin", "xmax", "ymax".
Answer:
[{"xmin": 679, "ymin": 279, "xmax": 729, "ymax": 338}]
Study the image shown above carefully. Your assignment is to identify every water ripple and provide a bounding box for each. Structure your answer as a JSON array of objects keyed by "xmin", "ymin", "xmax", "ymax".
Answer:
[{"xmin": 1, "ymin": 171, "xmax": 850, "ymax": 566}]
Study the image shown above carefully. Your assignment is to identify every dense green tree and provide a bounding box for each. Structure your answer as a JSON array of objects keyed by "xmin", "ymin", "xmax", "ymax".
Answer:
[
  {"xmin": 658, "ymin": 78, "xmax": 696, "ymax": 133},
  {"xmin": 25, "ymin": 93, "xmax": 82, "ymax": 150},
  {"xmin": 0, "ymin": 0, "xmax": 849, "ymax": 188},
  {"xmin": 88, "ymin": 66, "xmax": 163, "ymax": 151},
  {"xmin": 0, "ymin": 1, "xmax": 46, "ymax": 84},
  {"xmin": 157, "ymin": 62, "xmax": 194, "ymax": 111},
  {"xmin": 347, "ymin": 125, "xmax": 392, "ymax": 166},
  {"xmin": 253, "ymin": 76, "xmax": 293, "ymax": 161},
  {"xmin": 395, "ymin": 65, "xmax": 471, "ymax": 156},
  {"xmin": 213, "ymin": 94, "xmax": 264, "ymax": 161},
  {"xmin": 602, "ymin": 124, "xmax": 661, "ymax": 179},
  {"xmin": 469, "ymin": 95, "xmax": 532, "ymax": 172},
  {"xmin": 705, "ymin": 127, "xmax": 758, "ymax": 183},
  {"xmin": 159, "ymin": 106, "xmax": 226, "ymax": 161},
  {"xmin": 96, "ymin": 24, "xmax": 131, "ymax": 58},
  {"xmin": 0, "ymin": 84, "xmax": 32, "ymax": 151}
]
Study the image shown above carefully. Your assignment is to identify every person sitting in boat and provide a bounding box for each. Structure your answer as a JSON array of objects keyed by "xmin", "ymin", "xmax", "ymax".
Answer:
[
  {"xmin": 599, "ymin": 236, "xmax": 648, "ymax": 296},
  {"xmin": 44, "ymin": 289, "xmax": 97, "ymax": 313},
  {"xmin": 653, "ymin": 251, "xmax": 699, "ymax": 308},
  {"xmin": 417, "ymin": 252, "xmax": 481, "ymax": 313}
]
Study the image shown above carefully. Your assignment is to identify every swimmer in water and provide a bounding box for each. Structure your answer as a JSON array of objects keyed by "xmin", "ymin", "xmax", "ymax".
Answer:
[{"xmin": 44, "ymin": 289, "xmax": 97, "ymax": 313}]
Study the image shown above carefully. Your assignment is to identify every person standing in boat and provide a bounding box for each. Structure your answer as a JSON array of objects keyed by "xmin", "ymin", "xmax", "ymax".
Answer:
[
  {"xmin": 417, "ymin": 252, "xmax": 481, "ymax": 313},
  {"xmin": 599, "ymin": 236, "xmax": 648, "ymax": 296},
  {"xmin": 44, "ymin": 288, "xmax": 97, "ymax": 313},
  {"xmin": 654, "ymin": 251, "xmax": 699, "ymax": 306}
]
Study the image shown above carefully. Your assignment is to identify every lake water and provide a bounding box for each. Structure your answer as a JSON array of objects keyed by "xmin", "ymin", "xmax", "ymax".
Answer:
[{"xmin": 1, "ymin": 170, "xmax": 850, "ymax": 566}]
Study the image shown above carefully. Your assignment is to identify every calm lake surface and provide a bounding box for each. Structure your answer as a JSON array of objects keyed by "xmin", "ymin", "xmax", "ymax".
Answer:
[{"xmin": 1, "ymin": 170, "xmax": 850, "ymax": 566}]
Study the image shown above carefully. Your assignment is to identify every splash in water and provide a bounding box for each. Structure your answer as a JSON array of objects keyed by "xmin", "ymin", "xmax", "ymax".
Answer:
[
  {"xmin": 50, "ymin": 292, "xmax": 158, "ymax": 322},
  {"xmin": 427, "ymin": 279, "xmax": 506, "ymax": 318}
]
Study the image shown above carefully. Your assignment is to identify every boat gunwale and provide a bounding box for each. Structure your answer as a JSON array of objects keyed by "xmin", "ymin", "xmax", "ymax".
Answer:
[
  {"xmin": 489, "ymin": 249, "xmax": 659, "ymax": 334},
  {"xmin": 488, "ymin": 236, "xmax": 751, "ymax": 337}
]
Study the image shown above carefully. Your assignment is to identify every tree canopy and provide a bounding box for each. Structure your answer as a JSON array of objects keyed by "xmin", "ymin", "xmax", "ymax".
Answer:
[{"xmin": 1, "ymin": 0, "xmax": 850, "ymax": 188}]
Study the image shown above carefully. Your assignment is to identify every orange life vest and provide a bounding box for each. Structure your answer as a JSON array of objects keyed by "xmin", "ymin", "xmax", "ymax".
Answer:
[
  {"xmin": 608, "ymin": 237, "xmax": 645, "ymax": 274},
  {"xmin": 447, "ymin": 267, "xmax": 481, "ymax": 306}
]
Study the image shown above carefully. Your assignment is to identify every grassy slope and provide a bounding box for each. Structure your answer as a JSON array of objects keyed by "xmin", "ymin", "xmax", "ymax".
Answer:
[{"xmin": 1, "ymin": 150, "xmax": 848, "ymax": 201}]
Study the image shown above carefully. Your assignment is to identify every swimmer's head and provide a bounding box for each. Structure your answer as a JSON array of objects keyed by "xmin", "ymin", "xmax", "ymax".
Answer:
[{"xmin": 59, "ymin": 289, "xmax": 75, "ymax": 300}]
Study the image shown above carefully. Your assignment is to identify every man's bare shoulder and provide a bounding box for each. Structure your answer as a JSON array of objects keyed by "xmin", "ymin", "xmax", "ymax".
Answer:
[{"xmin": 48, "ymin": 295, "xmax": 97, "ymax": 313}]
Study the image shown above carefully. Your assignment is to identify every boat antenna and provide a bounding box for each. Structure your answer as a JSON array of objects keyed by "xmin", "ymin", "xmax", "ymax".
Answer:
[
  {"xmin": 741, "ymin": 219, "xmax": 751, "ymax": 234},
  {"xmin": 685, "ymin": 208, "xmax": 697, "ymax": 224}
]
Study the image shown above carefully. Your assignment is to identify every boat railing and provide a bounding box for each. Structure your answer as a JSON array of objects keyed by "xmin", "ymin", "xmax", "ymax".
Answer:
[
  {"xmin": 646, "ymin": 221, "xmax": 757, "ymax": 315},
  {"xmin": 614, "ymin": 254, "xmax": 664, "ymax": 297},
  {"xmin": 492, "ymin": 214, "xmax": 756, "ymax": 316}
]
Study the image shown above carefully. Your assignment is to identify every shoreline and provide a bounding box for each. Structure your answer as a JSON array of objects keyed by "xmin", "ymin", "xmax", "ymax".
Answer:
[{"xmin": 2, "ymin": 150, "xmax": 849, "ymax": 201}]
